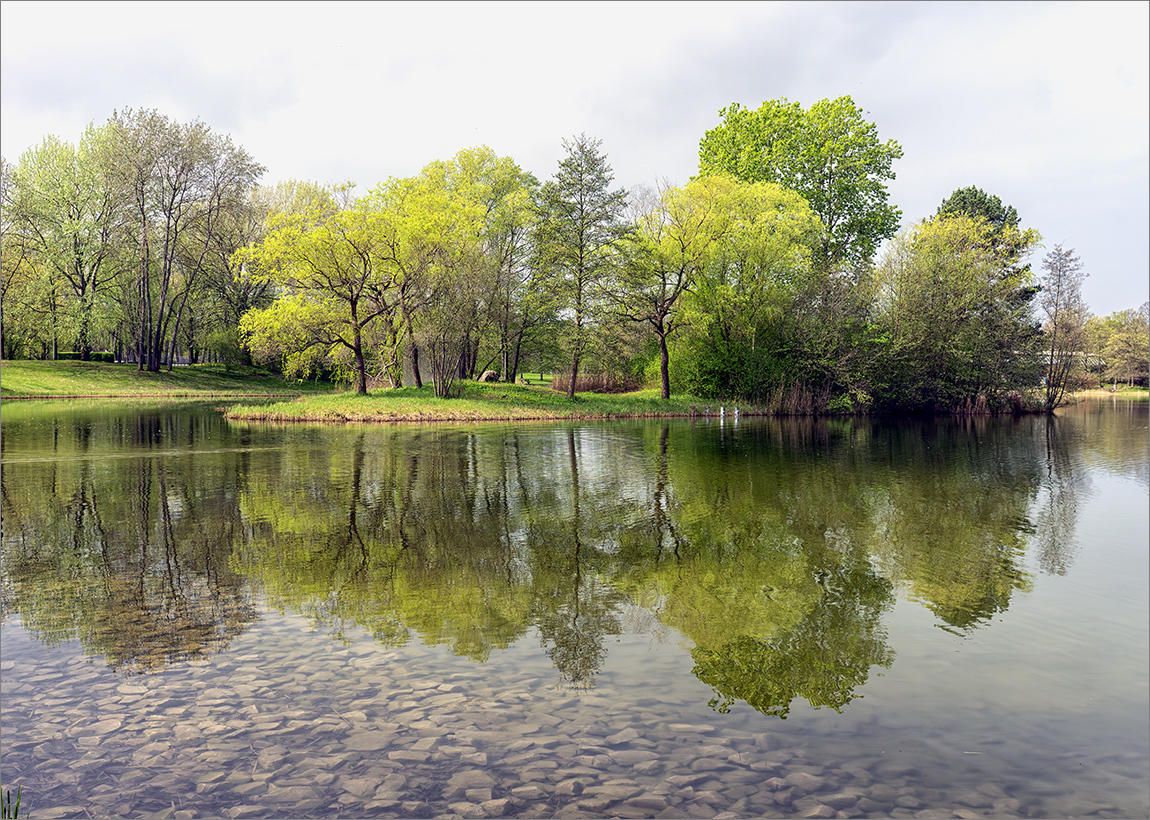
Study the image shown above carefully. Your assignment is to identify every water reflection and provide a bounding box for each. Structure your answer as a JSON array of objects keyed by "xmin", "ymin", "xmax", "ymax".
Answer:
[
  {"xmin": 3, "ymin": 401, "xmax": 1135, "ymax": 717},
  {"xmin": 1, "ymin": 403, "xmax": 258, "ymax": 674}
]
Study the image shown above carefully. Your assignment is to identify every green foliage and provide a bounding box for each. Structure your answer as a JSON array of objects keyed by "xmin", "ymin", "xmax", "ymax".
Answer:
[
  {"xmin": 869, "ymin": 214, "xmax": 1043, "ymax": 412},
  {"xmin": 1088, "ymin": 303, "xmax": 1149, "ymax": 387},
  {"xmin": 698, "ymin": 95, "xmax": 902, "ymax": 271},
  {"xmin": 937, "ymin": 185, "xmax": 1021, "ymax": 231},
  {"xmin": 536, "ymin": 134, "xmax": 630, "ymax": 400},
  {"xmin": 671, "ymin": 181, "xmax": 824, "ymax": 402}
]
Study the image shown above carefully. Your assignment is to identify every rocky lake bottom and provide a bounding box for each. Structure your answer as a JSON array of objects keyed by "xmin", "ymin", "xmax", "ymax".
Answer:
[{"xmin": 2, "ymin": 607, "xmax": 1143, "ymax": 820}]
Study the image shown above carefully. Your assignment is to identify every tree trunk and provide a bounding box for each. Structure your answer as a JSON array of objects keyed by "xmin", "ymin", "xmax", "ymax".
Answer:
[
  {"xmin": 410, "ymin": 343, "xmax": 423, "ymax": 388},
  {"xmin": 658, "ymin": 330, "xmax": 671, "ymax": 401},
  {"xmin": 353, "ymin": 326, "xmax": 368, "ymax": 395},
  {"xmin": 567, "ymin": 347, "xmax": 580, "ymax": 401}
]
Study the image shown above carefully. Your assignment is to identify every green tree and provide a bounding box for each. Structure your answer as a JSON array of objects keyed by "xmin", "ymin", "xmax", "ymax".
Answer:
[
  {"xmin": 2, "ymin": 155, "xmax": 53, "ymax": 359},
  {"xmin": 412, "ymin": 147, "xmax": 541, "ymax": 391},
  {"xmin": 100, "ymin": 108, "xmax": 264, "ymax": 372},
  {"xmin": 613, "ymin": 176, "xmax": 743, "ymax": 399},
  {"xmin": 190, "ymin": 182, "xmax": 328, "ymax": 364},
  {"xmin": 7, "ymin": 127, "xmax": 122, "ymax": 360},
  {"xmin": 936, "ymin": 185, "xmax": 1020, "ymax": 232},
  {"xmin": 391, "ymin": 163, "xmax": 488, "ymax": 398},
  {"xmin": 1038, "ymin": 245, "xmax": 1089, "ymax": 410},
  {"xmin": 671, "ymin": 181, "xmax": 823, "ymax": 402},
  {"xmin": 536, "ymin": 135, "xmax": 630, "ymax": 400},
  {"xmin": 935, "ymin": 185, "xmax": 1038, "ymax": 283},
  {"xmin": 238, "ymin": 185, "xmax": 412, "ymax": 395},
  {"xmin": 698, "ymin": 96, "xmax": 902, "ymax": 272},
  {"xmin": 871, "ymin": 214, "xmax": 1042, "ymax": 412},
  {"xmin": 1100, "ymin": 303, "xmax": 1149, "ymax": 387}
]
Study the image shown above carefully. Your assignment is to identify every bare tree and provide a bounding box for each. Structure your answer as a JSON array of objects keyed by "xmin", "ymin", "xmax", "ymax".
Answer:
[
  {"xmin": 1038, "ymin": 244, "xmax": 1088, "ymax": 411},
  {"xmin": 101, "ymin": 109, "xmax": 264, "ymax": 371}
]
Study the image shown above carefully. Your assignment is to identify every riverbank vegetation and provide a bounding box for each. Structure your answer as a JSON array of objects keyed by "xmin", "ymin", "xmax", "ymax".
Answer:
[{"xmin": 4, "ymin": 101, "xmax": 1146, "ymax": 415}]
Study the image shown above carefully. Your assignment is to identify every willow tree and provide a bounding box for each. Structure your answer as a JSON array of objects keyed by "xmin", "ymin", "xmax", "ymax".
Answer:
[
  {"xmin": 372, "ymin": 164, "xmax": 486, "ymax": 398},
  {"xmin": 672, "ymin": 181, "xmax": 824, "ymax": 402},
  {"xmin": 442, "ymin": 147, "xmax": 542, "ymax": 383},
  {"xmin": 237, "ymin": 186, "xmax": 400, "ymax": 394},
  {"xmin": 613, "ymin": 176, "xmax": 743, "ymax": 399}
]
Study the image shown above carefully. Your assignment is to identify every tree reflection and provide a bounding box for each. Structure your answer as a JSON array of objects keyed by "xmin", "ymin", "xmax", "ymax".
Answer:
[
  {"xmin": 531, "ymin": 429, "xmax": 624, "ymax": 689},
  {"xmin": 1, "ymin": 405, "xmax": 258, "ymax": 673},
  {"xmin": 232, "ymin": 426, "xmax": 537, "ymax": 658},
  {"xmin": 1031, "ymin": 415, "xmax": 1089, "ymax": 576},
  {"xmin": 623, "ymin": 420, "xmax": 895, "ymax": 717},
  {"xmin": 861, "ymin": 417, "xmax": 1040, "ymax": 631},
  {"xmin": 0, "ymin": 403, "xmax": 1106, "ymax": 712}
]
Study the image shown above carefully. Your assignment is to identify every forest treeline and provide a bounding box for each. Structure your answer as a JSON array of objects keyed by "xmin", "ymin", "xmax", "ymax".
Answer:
[{"xmin": 2, "ymin": 99, "xmax": 1147, "ymax": 412}]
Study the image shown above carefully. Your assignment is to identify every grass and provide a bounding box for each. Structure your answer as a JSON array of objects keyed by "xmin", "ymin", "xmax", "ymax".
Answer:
[
  {"xmin": 0, "ymin": 360, "xmax": 337, "ymax": 399},
  {"xmin": 1070, "ymin": 385, "xmax": 1149, "ymax": 400},
  {"xmin": 225, "ymin": 381, "xmax": 752, "ymax": 423},
  {"xmin": 1, "ymin": 787, "xmax": 21, "ymax": 819}
]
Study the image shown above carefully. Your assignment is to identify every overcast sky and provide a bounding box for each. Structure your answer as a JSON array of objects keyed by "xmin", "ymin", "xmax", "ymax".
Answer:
[{"xmin": 2, "ymin": 0, "xmax": 1146, "ymax": 315}]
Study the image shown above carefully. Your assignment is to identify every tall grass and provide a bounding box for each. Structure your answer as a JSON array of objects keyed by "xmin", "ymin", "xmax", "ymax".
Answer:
[{"xmin": 549, "ymin": 372, "xmax": 643, "ymax": 394}]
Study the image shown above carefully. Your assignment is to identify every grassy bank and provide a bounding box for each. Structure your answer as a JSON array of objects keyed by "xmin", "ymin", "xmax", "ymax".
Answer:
[
  {"xmin": 0, "ymin": 360, "xmax": 336, "ymax": 399},
  {"xmin": 225, "ymin": 382, "xmax": 750, "ymax": 423},
  {"xmin": 1069, "ymin": 386, "xmax": 1149, "ymax": 400}
]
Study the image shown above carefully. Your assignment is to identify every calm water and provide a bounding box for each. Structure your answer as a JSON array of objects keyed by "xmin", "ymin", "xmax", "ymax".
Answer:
[{"xmin": 1, "ymin": 399, "xmax": 1147, "ymax": 820}]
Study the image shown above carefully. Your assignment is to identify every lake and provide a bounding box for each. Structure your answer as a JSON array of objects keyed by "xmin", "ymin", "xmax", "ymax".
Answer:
[{"xmin": 1, "ymin": 398, "xmax": 1146, "ymax": 820}]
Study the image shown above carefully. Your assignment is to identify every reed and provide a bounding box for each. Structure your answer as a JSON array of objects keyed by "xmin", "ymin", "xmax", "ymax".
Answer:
[{"xmin": 1, "ymin": 786, "xmax": 22, "ymax": 819}]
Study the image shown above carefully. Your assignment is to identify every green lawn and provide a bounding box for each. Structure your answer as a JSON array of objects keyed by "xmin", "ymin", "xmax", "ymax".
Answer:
[
  {"xmin": 225, "ymin": 382, "xmax": 748, "ymax": 423},
  {"xmin": 0, "ymin": 360, "xmax": 336, "ymax": 399}
]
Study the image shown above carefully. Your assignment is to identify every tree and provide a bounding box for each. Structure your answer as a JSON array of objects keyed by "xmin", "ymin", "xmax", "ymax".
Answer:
[
  {"xmin": 671, "ymin": 181, "xmax": 824, "ymax": 402},
  {"xmin": 1100, "ymin": 303, "xmax": 1149, "ymax": 387},
  {"xmin": 613, "ymin": 177, "xmax": 735, "ymax": 399},
  {"xmin": 7, "ymin": 128, "xmax": 122, "ymax": 360},
  {"xmin": 100, "ymin": 108, "xmax": 264, "ymax": 371},
  {"xmin": 1038, "ymin": 245, "xmax": 1088, "ymax": 410},
  {"xmin": 935, "ymin": 186, "xmax": 1037, "ymax": 281},
  {"xmin": 390, "ymin": 161, "xmax": 488, "ymax": 398},
  {"xmin": 871, "ymin": 214, "xmax": 1042, "ymax": 412},
  {"xmin": 190, "ymin": 182, "xmax": 326, "ymax": 364},
  {"xmin": 414, "ymin": 147, "xmax": 542, "ymax": 388},
  {"xmin": 536, "ymin": 135, "xmax": 630, "ymax": 400},
  {"xmin": 2, "ymin": 155, "xmax": 48, "ymax": 358},
  {"xmin": 697, "ymin": 96, "xmax": 902, "ymax": 272},
  {"xmin": 237, "ymin": 187, "xmax": 398, "ymax": 394},
  {"xmin": 936, "ymin": 185, "xmax": 1020, "ymax": 232}
]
